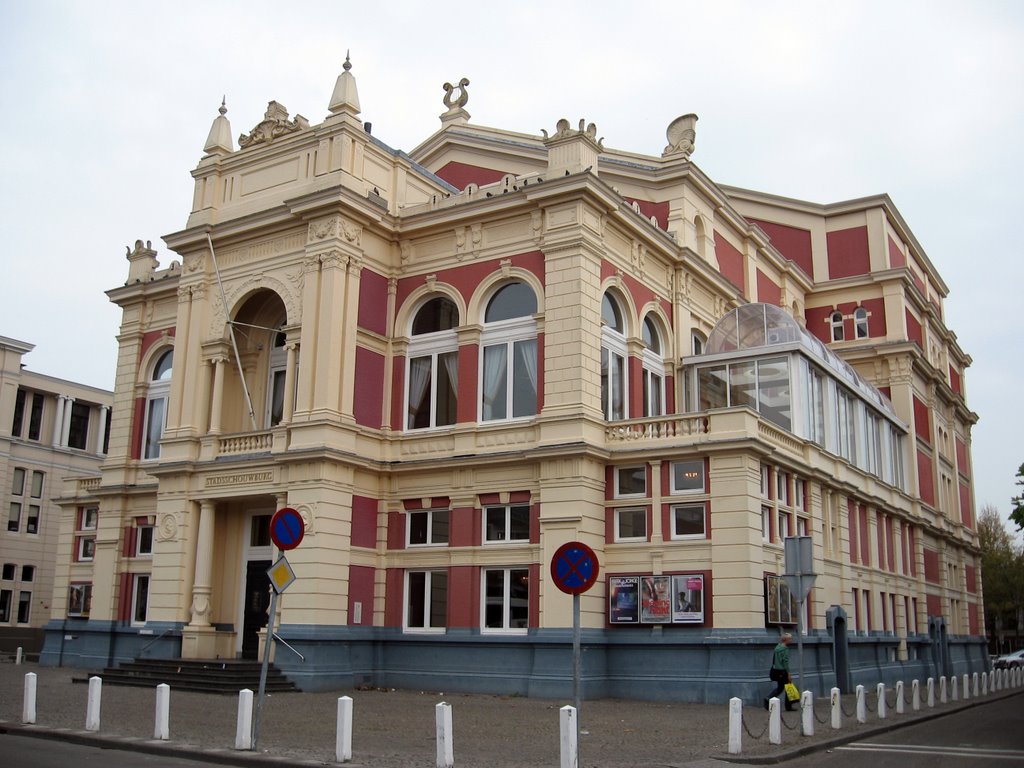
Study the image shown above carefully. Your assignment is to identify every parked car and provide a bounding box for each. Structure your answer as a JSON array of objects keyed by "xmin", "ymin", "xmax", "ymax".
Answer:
[{"xmin": 994, "ymin": 649, "xmax": 1024, "ymax": 669}]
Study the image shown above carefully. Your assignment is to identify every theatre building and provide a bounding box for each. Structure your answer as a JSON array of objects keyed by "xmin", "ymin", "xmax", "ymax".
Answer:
[{"xmin": 41, "ymin": 59, "xmax": 985, "ymax": 702}]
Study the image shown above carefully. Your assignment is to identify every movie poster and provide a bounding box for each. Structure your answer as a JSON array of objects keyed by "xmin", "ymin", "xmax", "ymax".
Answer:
[
  {"xmin": 672, "ymin": 574, "xmax": 704, "ymax": 623},
  {"xmin": 640, "ymin": 575, "xmax": 671, "ymax": 623},
  {"xmin": 609, "ymin": 576, "xmax": 640, "ymax": 624},
  {"xmin": 765, "ymin": 575, "xmax": 799, "ymax": 625}
]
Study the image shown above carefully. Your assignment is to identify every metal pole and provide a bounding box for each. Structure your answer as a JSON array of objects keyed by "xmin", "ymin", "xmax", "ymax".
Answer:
[
  {"xmin": 252, "ymin": 587, "xmax": 278, "ymax": 750},
  {"xmin": 573, "ymin": 593, "xmax": 581, "ymax": 759},
  {"xmin": 797, "ymin": 592, "xmax": 805, "ymax": 691}
]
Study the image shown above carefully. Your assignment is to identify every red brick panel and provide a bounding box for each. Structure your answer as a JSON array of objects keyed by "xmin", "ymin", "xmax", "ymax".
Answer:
[
  {"xmin": 923, "ymin": 548, "xmax": 940, "ymax": 584},
  {"xmin": 917, "ymin": 450, "xmax": 935, "ymax": 507},
  {"xmin": 449, "ymin": 565, "xmax": 478, "ymax": 628},
  {"xmin": 849, "ymin": 499, "xmax": 858, "ymax": 564},
  {"xmin": 748, "ymin": 218, "xmax": 814, "ymax": 278},
  {"xmin": 756, "ymin": 270, "xmax": 782, "ymax": 306},
  {"xmin": 913, "ymin": 396, "xmax": 931, "ymax": 443},
  {"xmin": 955, "ymin": 437, "xmax": 969, "ymax": 477},
  {"xmin": 965, "ymin": 565, "xmax": 977, "ymax": 594},
  {"xmin": 968, "ymin": 602, "xmax": 980, "ymax": 634},
  {"xmin": 888, "ymin": 236, "xmax": 907, "ymax": 268},
  {"xmin": 435, "ymin": 161, "xmax": 508, "ymax": 190},
  {"xmin": 926, "ymin": 593, "xmax": 943, "ymax": 618},
  {"xmin": 347, "ymin": 565, "xmax": 375, "ymax": 625},
  {"xmin": 350, "ymin": 495, "xmax": 378, "ymax": 549},
  {"xmin": 949, "ymin": 366, "xmax": 962, "ymax": 395},
  {"xmin": 354, "ymin": 347, "xmax": 384, "ymax": 429},
  {"xmin": 384, "ymin": 568, "xmax": 404, "ymax": 627},
  {"xmin": 714, "ymin": 232, "xmax": 746, "ymax": 295},
  {"xmin": 905, "ymin": 310, "xmax": 923, "ymax": 348},
  {"xmin": 826, "ymin": 226, "xmax": 870, "ymax": 279},
  {"xmin": 624, "ymin": 198, "xmax": 669, "ymax": 230},
  {"xmin": 357, "ymin": 268, "xmax": 389, "ymax": 335},
  {"xmin": 960, "ymin": 481, "xmax": 974, "ymax": 529}
]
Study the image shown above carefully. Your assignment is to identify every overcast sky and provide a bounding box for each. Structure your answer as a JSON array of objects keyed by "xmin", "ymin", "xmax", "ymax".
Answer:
[{"xmin": 1, "ymin": 1, "xmax": 1021, "ymax": 530}]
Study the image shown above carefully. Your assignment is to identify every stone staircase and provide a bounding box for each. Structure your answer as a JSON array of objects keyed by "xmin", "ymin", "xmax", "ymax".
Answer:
[{"xmin": 73, "ymin": 657, "xmax": 298, "ymax": 694}]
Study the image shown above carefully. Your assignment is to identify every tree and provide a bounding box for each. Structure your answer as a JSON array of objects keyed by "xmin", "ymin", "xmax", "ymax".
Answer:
[
  {"xmin": 1012, "ymin": 463, "xmax": 1024, "ymax": 531},
  {"xmin": 979, "ymin": 504, "xmax": 1024, "ymax": 651}
]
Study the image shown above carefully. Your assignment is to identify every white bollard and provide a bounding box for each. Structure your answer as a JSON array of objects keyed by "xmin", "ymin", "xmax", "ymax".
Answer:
[
  {"xmin": 973, "ymin": 672, "xmax": 979, "ymax": 698},
  {"xmin": 940, "ymin": 676, "xmax": 947, "ymax": 704},
  {"xmin": 876, "ymin": 683, "xmax": 886, "ymax": 719},
  {"xmin": 23, "ymin": 672, "xmax": 37, "ymax": 724},
  {"xmin": 16, "ymin": 646, "xmax": 23, "ymax": 665},
  {"xmin": 336, "ymin": 696, "xmax": 353, "ymax": 763},
  {"xmin": 983, "ymin": 671, "xmax": 989, "ymax": 695},
  {"xmin": 912, "ymin": 679, "xmax": 920, "ymax": 711},
  {"xmin": 154, "ymin": 684, "xmax": 170, "ymax": 740},
  {"xmin": 85, "ymin": 676, "xmax": 102, "ymax": 732},
  {"xmin": 561, "ymin": 705, "xmax": 578, "ymax": 768},
  {"xmin": 951, "ymin": 675, "xmax": 958, "ymax": 701},
  {"xmin": 801, "ymin": 690, "xmax": 814, "ymax": 736},
  {"xmin": 962, "ymin": 674, "xmax": 970, "ymax": 701},
  {"xmin": 235, "ymin": 689, "xmax": 253, "ymax": 750},
  {"xmin": 896, "ymin": 680, "xmax": 905, "ymax": 715},
  {"xmin": 927, "ymin": 677, "xmax": 935, "ymax": 708},
  {"xmin": 728, "ymin": 698, "xmax": 742, "ymax": 755},
  {"xmin": 988, "ymin": 670, "xmax": 995, "ymax": 692},
  {"xmin": 830, "ymin": 687, "xmax": 841, "ymax": 730},
  {"xmin": 436, "ymin": 701, "xmax": 454, "ymax": 768},
  {"xmin": 768, "ymin": 697, "xmax": 781, "ymax": 745},
  {"xmin": 856, "ymin": 685, "xmax": 866, "ymax": 723}
]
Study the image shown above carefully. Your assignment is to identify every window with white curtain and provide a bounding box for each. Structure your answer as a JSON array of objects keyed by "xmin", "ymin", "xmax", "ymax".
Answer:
[
  {"xmin": 143, "ymin": 349, "xmax": 173, "ymax": 459},
  {"xmin": 641, "ymin": 315, "xmax": 665, "ymax": 417},
  {"xmin": 601, "ymin": 293, "xmax": 628, "ymax": 420},
  {"xmin": 407, "ymin": 297, "xmax": 459, "ymax": 429},
  {"xmin": 480, "ymin": 283, "xmax": 538, "ymax": 422}
]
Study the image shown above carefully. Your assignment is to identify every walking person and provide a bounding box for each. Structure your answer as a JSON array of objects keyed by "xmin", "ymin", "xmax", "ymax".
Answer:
[{"xmin": 764, "ymin": 632, "xmax": 794, "ymax": 711}]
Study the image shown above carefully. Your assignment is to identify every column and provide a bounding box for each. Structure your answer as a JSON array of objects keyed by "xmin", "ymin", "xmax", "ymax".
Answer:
[
  {"xmin": 52, "ymin": 395, "xmax": 66, "ymax": 446},
  {"xmin": 60, "ymin": 396, "xmax": 75, "ymax": 447},
  {"xmin": 313, "ymin": 252, "xmax": 346, "ymax": 415},
  {"xmin": 209, "ymin": 357, "xmax": 226, "ymax": 435},
  {"xmin": 189, "ymin": 500, "xmax": 216, "ymax": 627},
  {"xmin": 94, "ymin": 406, "xmax": 110, "ymax": 454}
]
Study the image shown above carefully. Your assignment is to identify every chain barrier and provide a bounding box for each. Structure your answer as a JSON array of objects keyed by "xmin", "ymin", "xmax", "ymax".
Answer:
[
  {"xmin": 740, "ymin": 710, "xmax": 770, "ymax": 741},
  {"xmin": 885, "ymin": 688, "xmax": 898, "ymax": 709},
  {"xmin": 839, "ymin": 696, "xmax": 856, "ymax": 718},
  {"xmin": 780, "ymin": 712, "xmax": 800, "ymax": 731},
  {"xmin": 811, "ymin": 702, "xmax": 829, "ymax": 725},
  {"xmin": 864, "ymin": 693, "xmax": 877, "ymax": 714}
]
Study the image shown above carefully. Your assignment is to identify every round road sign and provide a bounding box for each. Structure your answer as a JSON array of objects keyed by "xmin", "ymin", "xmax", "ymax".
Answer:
[
  {"xmin": 270, "ymin": 507, "xmax": 305, "ymax": 551},
  {"xmin": 550, "ymin": 541, "xmax": 599, "ymax": 595}
]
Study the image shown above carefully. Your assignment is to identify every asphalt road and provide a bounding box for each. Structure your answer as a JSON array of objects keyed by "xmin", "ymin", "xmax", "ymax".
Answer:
[
  {"xmin": 779, "ymin": 692, "xmax": 1024, "ymax": 767},
  {"xmin": 0, "ymin": 733, "xmax": 218, "ymax": 768}
]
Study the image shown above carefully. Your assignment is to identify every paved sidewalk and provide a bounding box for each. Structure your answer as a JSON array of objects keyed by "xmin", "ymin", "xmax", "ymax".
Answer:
[{"xmin": 0, "ymin": 662, "xmax": 1017, "ymax": 767}]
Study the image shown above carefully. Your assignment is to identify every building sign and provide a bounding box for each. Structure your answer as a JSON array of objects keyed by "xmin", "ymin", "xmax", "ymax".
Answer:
[
  {"xmin": 765, "ymin": 574, "xmax": 799, "ymax": 625},
  {"xmin": 205, "ymin": 471, "xmax": 274, "ymax": 488}
]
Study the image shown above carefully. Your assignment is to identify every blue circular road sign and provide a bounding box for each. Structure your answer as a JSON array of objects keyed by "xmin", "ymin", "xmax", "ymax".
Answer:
[
  {"xmin": 550, "ymin": 541, "xmax": 599, "ymax": 595},
  {"xmin": 270, "ymin": 507, "xmax": 305, "ymax": 551}
]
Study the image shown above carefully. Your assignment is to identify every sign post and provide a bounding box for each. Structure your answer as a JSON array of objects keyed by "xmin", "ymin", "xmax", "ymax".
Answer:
[
  {"xmin": 252, "ymin": 508, "xmax": 304, "ymax": 750},
  {"xmin": 783, "ymin": 536, "xmax": 816, "ymax": 692},
  {"xmin": 550, "ymin": 541, "xmax": 599, "ymax": 760}
]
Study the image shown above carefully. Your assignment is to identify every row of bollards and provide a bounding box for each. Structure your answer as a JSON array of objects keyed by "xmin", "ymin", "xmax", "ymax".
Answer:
[
  {"xmin": 20, "ymin": 673, "xmax": 582, "ymax": 767},
  {"xmin": 728, "ymin": 666, "xmax": 1023, "ymax": 755}
]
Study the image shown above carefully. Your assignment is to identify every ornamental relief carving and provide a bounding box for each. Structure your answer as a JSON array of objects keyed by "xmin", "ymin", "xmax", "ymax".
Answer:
[
  {"xmin": 157, "ymin": 513, "xmax": 179, "ymax": 542},
  {"xmin": 208, "ymin": 272, "xmax": 300, "ymax": 338}
]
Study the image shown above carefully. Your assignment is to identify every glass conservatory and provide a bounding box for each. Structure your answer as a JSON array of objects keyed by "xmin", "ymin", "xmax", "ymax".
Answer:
[{"xmin": 687, "ymin": 303, "xmax": 907, "ymax": 490}]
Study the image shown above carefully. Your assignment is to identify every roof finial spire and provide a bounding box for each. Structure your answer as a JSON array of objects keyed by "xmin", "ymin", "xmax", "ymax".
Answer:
[
  {"xmin": 328, "ymin": 49, "xmax": 361, "ymax": 117},
  {"xmin": 203, "ymin": 96, "xmax": 234, "ymax": 156}
]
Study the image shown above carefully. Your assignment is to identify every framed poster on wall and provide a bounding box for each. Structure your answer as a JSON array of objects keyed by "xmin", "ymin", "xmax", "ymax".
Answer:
[
  {"xmin": 641, "ymin": 575, "xmax": 672, "ymax": 623},
  {"xmin": 672, "ymin": 574, "xmax": 704, "ymax": 623},
  {"xmin": 765, "ymin": 574, "xmax": 799, "ymax": 625},
  {"xmin": 609, "ymin": 575, "xmax": 640, "ymax": 624}
]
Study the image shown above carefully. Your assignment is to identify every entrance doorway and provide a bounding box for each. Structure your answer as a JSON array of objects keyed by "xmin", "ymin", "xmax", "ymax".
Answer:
[{"xmin": 241, "ymin": 560, "xmax": 272, "ymax": 659}]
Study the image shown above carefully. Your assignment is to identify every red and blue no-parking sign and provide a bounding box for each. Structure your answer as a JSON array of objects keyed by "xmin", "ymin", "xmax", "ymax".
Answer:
[
  {"xmin": 270, "ymin": 507, "xmax": 305, "ymax": 551},
  {"xmin": 550, "ymin": 541, "xmax": 599, "ymax": 595}
]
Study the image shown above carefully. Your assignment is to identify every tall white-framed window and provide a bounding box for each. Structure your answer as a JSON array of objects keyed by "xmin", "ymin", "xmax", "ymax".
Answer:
[
  {"xmin": 830, "ymin": 311, "xmax": 845, "ymax": 342},
  {"xmin": 407, "ymin": 296, "xmax": 459, "ymax": 430},
  {"xmin": 407, "ymin": 509, "xmax": 449, "ymax": 547},
  {"xmin": 641, "ymin": 315, "xmax": 665, "ymax": 417},
  {"xmin": 143, "ymin": 349, "xmax": 172, "ymax": 459},
  {"xmin": 76, "ymin": 507, "xmax": 97, "ymax": 562},
  {"xmin": 691, "ymin": 331, "xmax": 706, "ymax": 356},
  {"xmin": 131, "ymin": 574, "xmax": 150, "ymax": 625},
  {"xmin": 136, "ymin": 524, "xmax": 154, "ymax": 557},
  {"xmin": 601, "ymin": 293, "xmax": 628, "ymax": 421},
  {"xmin": 481, "ymin": 567, "xmax": 529, "ymax": 633},
  {"xmin": 405, "ymin": 570, "xmax": 448, "ymax": 631},
  {"xmin": 614, "ymin": 507, "xmax": 647, "ymax": 542},
  {"xmin": 266, "ymin": 328, "xmax": 288, "ymax": 428},
  {"xmin": 670, "ymin": 503, "xmax": 707, "ymax": 539},
  {"xmin": 480, "ymin": 282, "xmax": 538, "ymax": 422},
  {"xmin": 16, "ymin": 590, "xmax": 30, "ymax": 624},
  {"xmin": 0, "ymin": 589, "xmax": 10, "ymax": 622},
  {"xmin": 8, "ymin": 467, "xmax": 24, "ymax": 532},
  {"xmin": 483, "ymin": 504, "xmax": 530, "ymax": 544},
  {"xmin": 614, "ymin": 466, "xmax": 647, "ymax": 498},
  {"xmin": 854, "ymin": 307, "xmax": 869, "ymax": 339}
]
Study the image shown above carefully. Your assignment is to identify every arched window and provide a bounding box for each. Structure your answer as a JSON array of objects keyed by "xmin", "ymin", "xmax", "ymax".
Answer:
[
  {"xmin": 830, "ymin": 311, "xmax": 845, "ymax": 342},
  {"xmin": 143, "ymin": 349, "xmax": 172, "ymax": 459},
  {"xmin": 480, "ymin": 282, "xmax": 538, "ymax": 421},
  {"xmin": 601, "ymin": 293, "xmax": 628, "ymax": 420},
  {"xmin": 691, "ymin": 330, "xmax": 706, "ymax": 356},
  {"xmin": 265, "ymin": 325, "xmax": 289, "ymax": 428},
  {"xmin": 407, "ymin": 296, "xmax": 459, "ymax": 430},
  {"xmin": 641, "ymin": 315, "xmax": 665, "ymax": 417},
  {"xmin": 854, "ymin": 307, "xmax": 869, "ymax": 339}
]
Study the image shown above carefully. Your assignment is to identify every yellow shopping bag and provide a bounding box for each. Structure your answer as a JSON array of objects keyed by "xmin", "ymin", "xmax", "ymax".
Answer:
[{"xmin": 784, "ymin": 682, "xmax": 800, "ymax": 702}]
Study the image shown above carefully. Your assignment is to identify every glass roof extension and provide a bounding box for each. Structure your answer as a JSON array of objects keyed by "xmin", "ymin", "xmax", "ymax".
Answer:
[{"xmin": 706, "ymin": 303, "xmax": 900, "ymax": 423}]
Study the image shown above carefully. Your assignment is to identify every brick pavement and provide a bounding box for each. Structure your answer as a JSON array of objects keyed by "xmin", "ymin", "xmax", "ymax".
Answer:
[{"xmin": 0, "ymin": 662, "xmax": 1017, "ymax": 767}]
